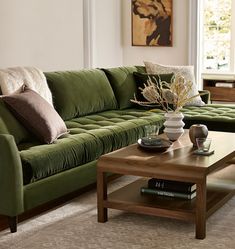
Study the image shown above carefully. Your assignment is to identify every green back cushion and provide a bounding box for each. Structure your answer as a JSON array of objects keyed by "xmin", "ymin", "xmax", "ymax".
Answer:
[
  {"xmin": 135, "ymin": 66, "xmax": 146, "ymax": 73},
  {"xmin": 102, "ymin": 66, "xmax": 146, "ymax": 109},
  {"xmin": 45, "ymin": 69, "xmax": 118, "ymax": 120},
  {"xmin": 0, "ymin": 99, "xmax": 32, "ymax": 144}
]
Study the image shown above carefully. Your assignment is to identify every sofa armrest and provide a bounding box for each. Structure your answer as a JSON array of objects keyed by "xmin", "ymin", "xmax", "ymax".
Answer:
[
  {"xmin": 0, "ymin": 134, "xmax": 24, "ymax": 216},
  {"xmin": 199, "ymin": 90, "xmax": 211, "ymax": 104}
]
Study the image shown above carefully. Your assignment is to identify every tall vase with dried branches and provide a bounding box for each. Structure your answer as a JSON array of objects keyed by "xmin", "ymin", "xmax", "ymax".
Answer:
[{"xmin": 131, "ymin": 74, "xmax": 202, "ymax": 140}]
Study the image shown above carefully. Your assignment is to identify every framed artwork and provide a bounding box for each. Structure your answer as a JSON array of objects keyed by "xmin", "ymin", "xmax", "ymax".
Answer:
[{"xmin": 132, "ymin": 0, "xmax": 173, "ymax": 46}]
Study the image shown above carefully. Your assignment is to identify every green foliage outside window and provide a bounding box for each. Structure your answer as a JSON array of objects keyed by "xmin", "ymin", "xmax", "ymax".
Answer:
[{"xmin": 203, "ymin": 0, "xmax": 232, "ymax": 71}]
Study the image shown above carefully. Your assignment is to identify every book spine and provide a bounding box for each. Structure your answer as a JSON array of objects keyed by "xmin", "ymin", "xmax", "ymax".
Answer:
[
  {"xmin": 148, "ymin": 179, "xmax": 194, "ymax": 193},
  {"xmin": 141, "ymin": 187, "xmax": 195, "ymax": 200}
]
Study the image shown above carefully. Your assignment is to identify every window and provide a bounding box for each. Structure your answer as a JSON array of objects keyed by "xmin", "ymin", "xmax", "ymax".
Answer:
[{"xmin": 201, "ymin": 0, "xmax": 233, "ymax": 72}]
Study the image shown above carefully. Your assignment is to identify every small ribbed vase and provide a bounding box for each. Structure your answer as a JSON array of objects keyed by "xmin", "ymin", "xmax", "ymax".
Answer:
[{"xmin": 164, "ymin": 112, "xmax": 185, "ymax": 141}]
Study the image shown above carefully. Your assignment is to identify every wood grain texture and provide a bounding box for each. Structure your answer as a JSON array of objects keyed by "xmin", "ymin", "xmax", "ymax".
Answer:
[
  {"xmin": 97, "ymin": 130, "xmax": 235, "ymax": 239},
  {"xmin": 97, "ymin": 171, "xmax": 108, "ymax": 223},
  {"xmin": 195, "ymin": 178, "xmax": 207, "ymax": 239},
  {"xmin": 204, "ymin": 86, "xmax": 235, "ymax": 102},
  {"xmin": 98, "ymin": 131, "xmax": 235, "ymax": 180},
  {"xmin": 105, "ymin": 178, "xmax": 234, "ymax": 222}
]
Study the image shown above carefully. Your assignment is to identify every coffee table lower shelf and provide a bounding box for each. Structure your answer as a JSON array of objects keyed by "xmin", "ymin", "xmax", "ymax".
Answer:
[{"xmin": 102, "ymin": 178, "xmax": 234, "ymax": 225}]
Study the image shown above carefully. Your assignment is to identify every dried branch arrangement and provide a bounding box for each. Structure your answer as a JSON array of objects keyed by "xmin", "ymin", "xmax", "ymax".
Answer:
[{"xmin": 131, "ymin": 74, "xmax": 201, "ymax": 113}]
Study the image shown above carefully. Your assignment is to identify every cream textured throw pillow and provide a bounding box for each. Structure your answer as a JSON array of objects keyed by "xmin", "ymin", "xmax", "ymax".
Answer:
[
  {"xmin": 0, "ymin": 67, "xmax": 53, "ymax": 106},
  {"xmin": 144, "ymin": 61, "xmax": 205, "ymax": 106}
]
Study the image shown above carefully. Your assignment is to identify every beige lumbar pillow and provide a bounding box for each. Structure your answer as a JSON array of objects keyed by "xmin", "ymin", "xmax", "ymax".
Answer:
[{"xmin": 144, "ymin": 61, "xmax": 205, "ymax": 106}]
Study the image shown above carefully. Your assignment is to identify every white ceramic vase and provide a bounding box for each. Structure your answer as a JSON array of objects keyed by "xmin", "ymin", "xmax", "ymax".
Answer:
[{"xmin": 164, "ymin": 112, "xmax": 185, "ymax": 141}]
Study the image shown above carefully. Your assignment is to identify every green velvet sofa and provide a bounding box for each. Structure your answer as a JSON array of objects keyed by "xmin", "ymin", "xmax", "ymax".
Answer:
[{"xmin": 0, "ymin": 66, "xmax": 235, "ymax": 233}]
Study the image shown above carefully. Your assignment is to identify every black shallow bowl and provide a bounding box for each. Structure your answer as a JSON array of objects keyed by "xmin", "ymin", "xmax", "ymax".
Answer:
[{"xmin": 137, "ymin": 138, "xmax": 172, "ymax": 152}]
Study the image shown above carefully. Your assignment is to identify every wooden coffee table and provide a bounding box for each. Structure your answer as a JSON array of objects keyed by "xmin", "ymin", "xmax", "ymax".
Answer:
[{"xmin": 97, "ymin": 130, "xmax": 235, "ymax": 239}]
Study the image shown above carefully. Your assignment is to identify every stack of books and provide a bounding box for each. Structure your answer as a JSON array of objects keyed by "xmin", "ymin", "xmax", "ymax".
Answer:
[{"xmin": 140, "ymin": 178, "xmax": 196, "ymax": 200}]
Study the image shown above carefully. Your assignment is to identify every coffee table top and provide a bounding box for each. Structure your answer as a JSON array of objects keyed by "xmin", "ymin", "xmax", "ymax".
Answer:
[{"xmin": 98, "ymin": 130, "xmax": 235, "ymax": 182}]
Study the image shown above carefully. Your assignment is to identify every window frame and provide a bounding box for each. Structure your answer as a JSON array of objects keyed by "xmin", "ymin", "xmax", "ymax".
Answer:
[{"xmin": 200, "ymin": 0, "xmax": 235, "ymax": 74}]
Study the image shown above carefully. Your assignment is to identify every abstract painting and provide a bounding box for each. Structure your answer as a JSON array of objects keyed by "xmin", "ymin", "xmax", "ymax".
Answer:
[{"xmin": 132, "ymin": 0, "xmax": 173, "ymax": 46}]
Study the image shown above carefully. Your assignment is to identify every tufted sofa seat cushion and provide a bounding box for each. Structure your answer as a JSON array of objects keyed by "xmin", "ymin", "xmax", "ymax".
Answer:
[
  {"xmin": 151, "ymin": 104, "xmax": 235, "ymax": 132},
  {"xmin": 19, "ymin": 109, "xmax": 164, "ymax": 185},
  {"xmin": 181, "ymin": 104, "xmax": 235, "ymax": 132}
]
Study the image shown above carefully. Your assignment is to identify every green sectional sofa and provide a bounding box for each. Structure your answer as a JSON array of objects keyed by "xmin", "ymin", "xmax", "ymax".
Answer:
[{"xmin": 0, "ymin": 66, "xmax": 235, "ymax": 233}]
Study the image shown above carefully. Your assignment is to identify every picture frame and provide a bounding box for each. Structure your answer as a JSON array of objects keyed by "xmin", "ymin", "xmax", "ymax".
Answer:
[{"xmin": 132, "ymin": 0, "xmax": 173, "ymax": 47}]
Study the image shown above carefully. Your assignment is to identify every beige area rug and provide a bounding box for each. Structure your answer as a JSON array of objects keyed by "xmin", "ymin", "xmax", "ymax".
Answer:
[{"xmin": 0, "ymin": 176, "xmax": 234, "ymax": 249}]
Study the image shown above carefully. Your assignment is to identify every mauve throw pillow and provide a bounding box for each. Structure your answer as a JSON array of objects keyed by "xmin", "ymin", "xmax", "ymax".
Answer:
[{"xmin": 2, "ymin": 86, "xmax": 68, "ymax": 144}]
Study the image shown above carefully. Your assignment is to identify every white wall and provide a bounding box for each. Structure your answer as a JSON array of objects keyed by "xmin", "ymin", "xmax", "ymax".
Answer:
[
  {"xmin": 92, "ymin": 0, "xmax": 123, "ymax": 68},
  {"xmin": 121, "ymin": 0, "xmax": 189, "ymax": 66},
  {"xmin": 0, "ymin": 0, "xmax": 190, "ymax": 71},
  {"xmin": 0, "ymin": 0, "xmax": 84, "ymax": 71}
]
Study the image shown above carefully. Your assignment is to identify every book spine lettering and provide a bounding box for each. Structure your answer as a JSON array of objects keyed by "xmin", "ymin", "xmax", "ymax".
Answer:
[
  {"xmin": 148, "ymin": 180, "xmax": 194, "ymax": 193},
  {"xmin": 141, "ymin": 187, "xmax": 194, "ymax": 199}
]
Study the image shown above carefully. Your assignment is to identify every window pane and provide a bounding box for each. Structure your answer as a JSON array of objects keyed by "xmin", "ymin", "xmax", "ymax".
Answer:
[{"xmin": 202, "ymin": 0, "xmax": 232, "ymax": 71}]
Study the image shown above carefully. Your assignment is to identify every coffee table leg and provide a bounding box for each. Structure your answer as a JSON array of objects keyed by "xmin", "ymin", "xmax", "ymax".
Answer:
[
  {"xmin": 97, "ymin": 170, "xmax": 108, "ymax": 223},
  {"xmin": 195, "ymin": 178, "xmax": 207, "ymax": 239}
]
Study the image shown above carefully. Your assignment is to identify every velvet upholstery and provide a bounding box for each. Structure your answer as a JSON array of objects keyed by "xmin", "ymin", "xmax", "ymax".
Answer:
[
  {"xmin": 0, "ymin": 65, "xmax": 234, "ymax": 225},
  {"xmin": 0, "ymin": 134, "xmax": 24, "ymax": 216},
  {"xmin": 199, "ymin": 90, "xmax": 210, "ymax": 104},
  {"xmin": 181, "ymin": 105, "xmax": 235, "ymax": 132},
  {"xmin": 45, "ymin": 69, "xmax": 118, "ymax": 120},
  {"xmin": 102, "ymin": 66, "xmax": 140, "ymax": 109},
  {"xmin": 20, "ymin": 109, "xmax": 164, "ymax": 184},
  {"xmin": 23, "ymin": 161, "xmax": 98, "ymax": 211},
  {"xmin": 150, "ymin": 104, "xmax": 235, "ymax": 132},
  {"xmin": 0, "ymin": 99, "xmax": 32, "ymax": 144}
]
